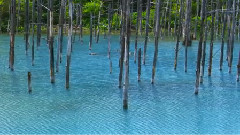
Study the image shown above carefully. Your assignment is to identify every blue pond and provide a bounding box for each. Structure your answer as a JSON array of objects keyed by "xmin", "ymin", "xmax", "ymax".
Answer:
[{"xmin": 0, "ymin": 34, "xmax": 240, "ymax": 134}]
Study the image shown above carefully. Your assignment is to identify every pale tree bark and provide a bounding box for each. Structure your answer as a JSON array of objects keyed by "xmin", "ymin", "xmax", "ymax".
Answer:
[
  {"xmin": 9, "ymin": 0, "xmax": 16, "ymax": 71},
  {"xmin": 143, "ymin": 0, "xmax": 151, "ymax": 65},
  {"xmin": 49, "ymin": 0, "xmax": 55, "ymax": 83}
]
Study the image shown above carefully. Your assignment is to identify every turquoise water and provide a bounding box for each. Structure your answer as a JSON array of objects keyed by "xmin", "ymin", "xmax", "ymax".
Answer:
[{"xmin": 0, "ymin": 34, "xmax": 240, "ymax": 134}]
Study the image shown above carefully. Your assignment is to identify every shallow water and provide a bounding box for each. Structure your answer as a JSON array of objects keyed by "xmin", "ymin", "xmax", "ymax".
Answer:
[{"xmin": 0, "ymin": 34, "xmax": 240, "ymax": 134}]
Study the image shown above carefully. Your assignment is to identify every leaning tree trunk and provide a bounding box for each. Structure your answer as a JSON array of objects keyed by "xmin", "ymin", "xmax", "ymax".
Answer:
[
  {"xmin": 208, "ymin": 0, "xmax": 215, "ymax": 76},
  {"xmin": 25, "ymin": 0, "xmax": 29, "ymax": 54},
  {"xmin": 31, "ymin": 0, "xmax": 35, "ymax": 66},
  {"xmin": 143, "ymin": 0, "xmax": 151, "ymax": 65},
  {"xmin": 37, "ymin": 0, "xmax": 42, "ymax": 48},
  {"xmin": 66, "ymin": 0, "xmax": 73, "ymax": 89},
  {"xmin": 195, "ymin": 0, "xmax": 207, "ymax": 95},
  {"xmin": 174, "ymin": 0, "xmax": 183, "ymax": 70},
  {"xmin": 151, "ymin": 0, "xmax": 161, "ymax": 84},
  {"xmin": 9, "ymin": 0, "xmax": 16, "ymax": 71},
  {"xmin": 123, "ymin": 0, "xmax": 130, "ymax": 110},
  {"xmin": 49, "ymin": 0, "xmax": 55, "ymax": 83},
  {"xmin": 56, "ymin": 0, "xmax": 65, "ymax": 72},
  {"xmin": 134, "ymin": 0, "xmax": 141, "ymax": 63}
]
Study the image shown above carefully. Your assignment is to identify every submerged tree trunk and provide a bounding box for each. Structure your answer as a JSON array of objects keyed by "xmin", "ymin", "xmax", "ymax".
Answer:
[
  {"xmin": 89, "ymin": 12, "xmax": 93, "ymax": 51},
  {"xmin": 16, "ymin": 0, "xmax": 21, "ymax": 34},
  {"xmin": 56, "ymin": 0, "xmax": 65, "ymax": 72},
  {"xmin": 108, "ymin": 4, "xmax": 113, "ymax": 74},
  {"xmin": 220, "ymin": 14, "xmax": 227, "ymax": 71},
  {"xmin": 228, "ymin": 0, "xmax": 236, "ymax": 73},
  {"xmin": 193, "ymin": 0, "xmax": 199, "ymax": 39},
  {"xmin": 237, "ymin": 51, "xmax": 240, "ymax": 81},
  {"xmin": 143, "ymin": 0, "xmax": 151, "ymax": 65},
  {"xmin": 174, "ymin": 0, "xmax": 183, "ymax": 70},
  {"xmin": 151, "ymin": 0, "xmax": 161, "ymax": 84},
  {"xmin": 37, "ymin": 0, "xmax": 42, "ymax": 48},
  {"xmin": 139, "ymin": 0, "xmax": 143, "ymax": 35},
  {"xmin": 31, "ymin": 0, "xmax": 35, "ymax": 66},
  {"xmin": 66, "ymin": 0, "xmax": 73, "ymax": 89},
  {"xmin": 28, "ymin": 72, "xmax": 32, "ymax": 93},
  {"xmin": 184, "ymin": 0, "xmax": 192, "ymax": 72},
  {"xmin": 208, "ymin": 0, "xmax": 215, "ymax": 76},
  {"xmin": 9, "ymin": 0, "xmax": 16, "ymax": 71},
  {"xmin": 138, "ymin": 48, "xmax": 141, "ymax": 81},
  {"xmin": 79, "ymin": 3, "xmax": 83, "ymax": 44},
  {"xmin": 49, "ymin": 0, "xmax": 55, "ymax": 83},
  {"xmin": 96, "ymin": 3, "xmax": 102, "ymax": 44},
  {"xmin": 168, "ymin": 0, "xmax": 172, "ymax": 36},
  {"xmin": 119, "ymin": 0, "xmax": 126, "ymax": 88},
  {"xmin": 195, "ymin": 0, "xmax": 207, "ymax": 95},
  {"xmin": 134, "ymin": 0, "xmax": 141, "ymax": 63},
  {"xmin": 25, "ymin": 0, "xmax": 29, "ymax": 54},
  {"xmin": 123, "ymin": 0, "xmax": 130, "ymax": 110}
]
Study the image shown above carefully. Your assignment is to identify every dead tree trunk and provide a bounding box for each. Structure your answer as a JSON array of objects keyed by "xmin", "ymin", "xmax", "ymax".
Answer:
[
  {"xmin": 200, "ymin": 20, "xmax": 209, "ymax": 83},
  {"xmin": 228, "ymin": 0, "xmax": 236, "ymax": 73},
  {"xmin": 37, "ymin": 0, "xmax": 42, "ymax": 48},
  {"xmin": 237, "ymin": 51, "xmax": 240, "ymax": 81},
  {"xmin": 49, "ymin": 0, "xmax": 55, "ymax": 83},
  {"xmin": 66, "ymin": 0, "xmax": 73, "ymax": 89},
  {"xmin": 79, "ymin": 3, "xmax": 83, "ymax": 44},
  {"xmin": 9, "ymin": 0, "xmax": 16, "ymax": 71},
  {"xmin": 168, "ymin": 0, "xmax": 172, "ymax": 36},
  {"xmin": 89, "ymin": 12, "xmax": 93, "ymax": 51},
  {"xmin": 151, "ymin": 0, "xmax": 161, "ymax": 84},
  {"xmin": 220, "ymin": 13, "xmax": 227, "ymax": 71},
  {"xmin": 195, "ymin": 0, "xmax": 207, "ymax": 95},
  {"xmin": 123, "ymin": 0, "xmax": 130, "ymax": 110},
  {"xmin": 96, "ymin": 3, "xmax": 102, "ymax": 44},
  {"xmin": 108, "ymin": 4, "xmax": 113, "ymax": 74},
  {"xmin": 47, "ymin": 0, "xmax": 50, "ymax": 44},
  {"xmin": 193, "ymin": 0, "xmax": 199, "ymax": 39},
  {"xmin": 139, "ymin": 0, "xmax": 143, "ymax": 35},
  {"xmin": 56, "ymin": 0, "xmax": 65, "ymax": 72},
  {"xmin": 16, "ymin": 0, "xmax": 21, "ymax": 34},
  {"xmin": 25, "ymin": 0, "xmax": 29, "ymax": 54},
  {"xmin": 143, "ymin": 0, "xmax": 151, "ymax": 65},
  {"xmin": 28, "ymin": 72, "xmax": 32, "ymax": 93},
  {"xmin": 184, "ymin": 0, "xmax": 192, "ymax": 72},
  {"xmin": 134, "ymin": 0, "xmax": 141, "ymax": 63},
  {"xmin": 138, "ymin": 48, "xmax": 141, "ymax": 81},
  {"xmin": 215, "ymin": 0, "xmax": 220, "ymax": 39},
  {"xmin": 174, "ymin": 0, "xmax": 183, "ymax": 70},
  {"xmin": 31, "ymin": 0, "xmax": 35, "ymax": 66},
  {"xmin": 208, "ymin": 0, "xmax": 215, "ymax": 76},
  {"xmin": 119, "ymin": 0, "xmax": 126, "ymax": 88},
  {"xmin": 73, "ymin": 4, "xmax": 79, "ymax": 43}
]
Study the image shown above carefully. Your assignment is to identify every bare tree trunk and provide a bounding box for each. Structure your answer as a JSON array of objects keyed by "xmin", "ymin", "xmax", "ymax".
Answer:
[
  {"xmin": 220, "ymin": 13, "xmax": 227, "ymax": 71},
  {"xmin": 195, "ymin": 0, "xmax": 207, "ymax": 95},
  {"xmin": 47, "ymin": 0, "xmax": 50, "ymax": 44},
  {"xmin": 37, "ymin": 0, "xmax": 42, "ymax": 48},
  {"xmin": 174, "ymin": 0, "xmax": 183, "ymax": 70},
  {"xmin": 134, "ymin": 0, "xmax": 141, "ymax": 63},
  {"xmin": 215, "ymin": 0, "xmax": 220, "ymax": 39},
  {"xmin": 96, "ymin": 3, "xmax": 102, "ymax": 44},
  {"xmin": 139, "ymin": 0, "xmax": 143, "ymax": 35},
  {"xmin": 28, "ymin": 72, "xmax": 32, "ymax": 93},
  {"xmin": 66, "ymin": 0, "xmax": 73, "ymax": 89},
  {"xmin": 9, "ymin": 0, "xmax": 16, "ymax": 71},
  {"xmin": 123, "ymin": 0, "xmax": 130, "ymax": 110},
  {"xmin": 79, "ymin": 3, "xmax": 83, "ymax": 44},
  {"xmin": 184, "ymin": 0, "xmax": 192, "ymax": 72},
  {"xmin": 193, "ymin": 0, "xmax": 199, "ymax": 39},
  {"xmin": 16, "ymin": 0, "xmax": 21, "ymax": 34},
  {"xmin": 119, "ymin": 0, "xmax": 126, "ymax": 88},
  {"xmin": 143, "ymin": 0, "xmax": 151, "ymax": 65},
  {"xmin": 73, "ymin": 4, "xmax": 79, "ymax": 43},
  {"xmin": 31, "ymin": 0, "xmax": 35, "ymax": 66},
  {"xmin": 56, "ymin": 0, "xmax": 65, "ymax": 72},
  {"xmin": 108, "ymin": 4, "xmax": 112, "ymax": 58},
  {"xmin": 89, "ymin": 12, "xmax": 93, "ymax": 51},
  {"xmin": 228, "ymin": 0, "xmax": 236, "ymax": 73},
  {"xmin": 168, "ymin": 0, "xmax": 172, "ymax": 36},
  {"xmin": 49, "ymin": 0, "xmax": 55, "ymax": 83},
  {"xmin": 208, "ymin": 0, "xmax": 215, "ymax": 76},
  {"xmin": 237, "ymin": 51, "xmax": 240, "ymax": 81},
  {"xmin": 138, "ymin": 48, "xmax": 141, "ymax": 81},
  {"xmin": 151, "ymin": 0, "xmax": 161, "ymax": 84},
  {"xmin": 25, "ymin": 0, "xmax": 29, "ymax": 54},
  {"xmin": 200, "ymin": 20, "xmax": 209, "ymax": 83}
]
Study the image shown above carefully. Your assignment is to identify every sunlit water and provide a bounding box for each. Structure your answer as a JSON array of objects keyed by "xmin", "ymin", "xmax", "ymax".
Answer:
[{"xmin": 0, "ymin": 34, "xmax": 240, "ymax": 134}]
